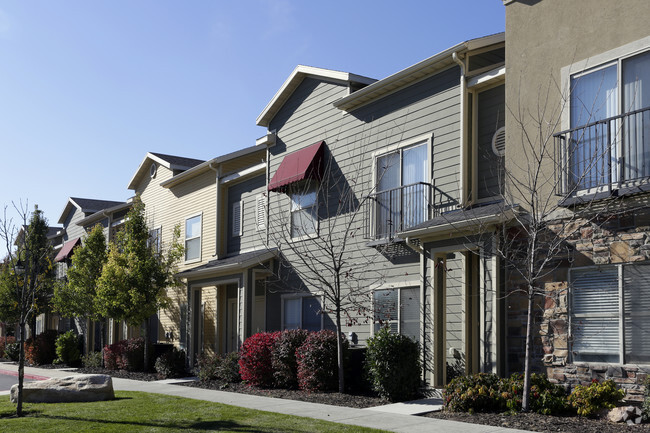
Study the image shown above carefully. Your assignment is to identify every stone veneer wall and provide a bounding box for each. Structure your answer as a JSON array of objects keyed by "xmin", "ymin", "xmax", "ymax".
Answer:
[{"xmin": 507, "ymin": 208, "xmax": 650, "ymax": 400}]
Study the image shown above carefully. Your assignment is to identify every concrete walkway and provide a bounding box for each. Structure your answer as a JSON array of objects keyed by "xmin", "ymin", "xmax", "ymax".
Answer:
[{"xmin": 0, "ymin": 362, "xmax": 532, "ymax": 433}]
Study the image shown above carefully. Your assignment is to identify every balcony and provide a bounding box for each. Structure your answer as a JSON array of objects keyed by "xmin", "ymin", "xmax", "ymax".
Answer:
[
  {"xmin": 555, "ymin": 106, "xmax": 650, "ymax": 197},
  {"xmin": 365, "ymin": 182, "xmax": 452, "ymax": 241}
]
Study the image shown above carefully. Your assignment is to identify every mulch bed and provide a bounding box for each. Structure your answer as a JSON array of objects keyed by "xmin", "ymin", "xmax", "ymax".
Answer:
[
  {"xmin": 184, "ymin": 379, "xmax": 387, "ymax": 409},
  {"xmin": 426, "ymin": 410, "xmax": 650, "ymax": 432}
]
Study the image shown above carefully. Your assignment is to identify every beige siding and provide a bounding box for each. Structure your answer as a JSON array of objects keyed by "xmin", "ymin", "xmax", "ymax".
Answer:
[{"xmin": 134, "ymin": 163, "xmax": 218, "ymax": 345}]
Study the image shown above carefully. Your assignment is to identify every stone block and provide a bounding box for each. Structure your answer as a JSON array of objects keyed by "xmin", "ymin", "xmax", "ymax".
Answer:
[
  {"xmin": 10, "ymin": 374, "xmax": 114, "ymax": 403},
  {"xmin": 621, "ymin": 232, "xmax": 645, "ymax": 240},
  {"xmin": 610, "ymin": 241, "xmax": 634, "ymax": 263},
  {"xmin": 629, "ymin": 255, "xmax": 645, "ymax": 262},
  {"xmin": 607, "ymin": 366, "xmax": 624, "ymax": 378},
  {"xmin": 554, "ymin": 349, "xmax": 568, "ymax": 358}
]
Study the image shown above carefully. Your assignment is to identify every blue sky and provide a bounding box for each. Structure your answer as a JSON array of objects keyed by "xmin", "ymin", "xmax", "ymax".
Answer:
[{"xmin": 0, "ymin": 1, "xmax": 504, "ymax": 252}]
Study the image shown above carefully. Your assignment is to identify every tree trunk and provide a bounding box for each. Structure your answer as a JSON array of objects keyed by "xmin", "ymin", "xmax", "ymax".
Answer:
[
  {"xmin": 335, "ymin": 307, "xmax": 345, "ymax": 393},
  {"xmin": 17, "ymin": 321, "xmax": 26, "ymax": 417},
  {"xmin": 143, "ymin": 319, "xmax": 150, "ymax": 372},
  {"xmin": 99, "ymin": 319, "xmax": 106, "ymax": 368},
  {"xmin": 521, "ymin": 288, "xmax": 534, "ymax": 412}
]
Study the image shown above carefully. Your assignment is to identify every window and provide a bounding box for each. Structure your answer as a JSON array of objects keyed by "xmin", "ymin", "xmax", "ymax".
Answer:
[
  {"xmin": 283, "ymin": 295, "xmax": 322, "ymax": 332},
  {"xmin": 290, "ymin": 185, "xmax": 317, "ymax": 238},
  {"xmin": 571, "ymin": 264, "xmax": 650, "ymax": 364},
  {"xmin": 232, "ymin": 201, "xmax": 242, "ymax": 237},
  {"xmin": 566, "ymin": 49, "xmax": 650, "ymax": 192},
  {"xmin": 374, "ymin": 142, "xmax": 429, "ymax": 239},
  {"xmin": 373, "ymin": 287, "xmax": 420, "ymax": 341},
  {"xmin": 185, "ymin": 215, "xmax": 201, "ymax": 261},
  {"xmin": 148, "ymin": 227, "xmax": 161, "ymax": 254}
]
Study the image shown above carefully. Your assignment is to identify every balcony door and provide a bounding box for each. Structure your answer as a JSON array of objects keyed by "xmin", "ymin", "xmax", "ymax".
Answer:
[
  {"xmin": 375, "ymin": 142, "xmax": 428, "ymax": 238},
  {"xmin": 569, "ymin": 50, "xmax": 650, "ymax": 191}
]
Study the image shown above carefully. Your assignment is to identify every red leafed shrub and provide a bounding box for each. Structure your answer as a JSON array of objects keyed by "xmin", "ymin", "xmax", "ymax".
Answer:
[
  {"xmin": 272, "ymin": 329, "xmax": 309, "ymax": 389},
  {"xmin": 104, "ymin": 337, "xmax": 145, "ymax": 371},
  {"xmin": 239, "ymin": 332, "xmax": 280, "ymax": 387},
  {"xmin": 25, "ymin": 330, "xmax": 59, "ymax": 365},
  {"xmin": 0, "ymin": 336, "xmax": 16, "ymax": 358},
  {"xmin": 296, "ymin": 330, "xmax": 348, "ymax": 392}
]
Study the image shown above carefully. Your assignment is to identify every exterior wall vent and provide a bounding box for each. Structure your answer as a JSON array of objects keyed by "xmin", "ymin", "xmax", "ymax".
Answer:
[
  {"xmin": 150, "ymin": 163, "xmax": 157, "ymax": 178},
  {"xmin": 491, "ymin": 126, "xmax": 506, "ymax": 157}
]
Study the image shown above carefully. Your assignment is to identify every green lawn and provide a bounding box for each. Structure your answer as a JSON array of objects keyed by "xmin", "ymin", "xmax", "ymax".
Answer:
[{"xmin": 0, "ymin": 391, "xmax": 389, "ymax": 433}]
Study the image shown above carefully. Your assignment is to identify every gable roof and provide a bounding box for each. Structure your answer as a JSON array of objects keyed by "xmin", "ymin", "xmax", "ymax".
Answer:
[
  {"xmin": 334, "ymin": 32, "xmax": 505, "ymax": 112},
  {"xmin": 58, "ymin": 197, "xmax": 125, "ymax": 224},
  {"xmin": 256, "ymin": 65, "xmax": 376, "ymax": 128},
  {"xmin": 127, "ymin": 152, "xmax": 205, "ymax": 190},
  {"xmin": 76, "ymin": 199, "xmax": 133, "ymax": 228}
]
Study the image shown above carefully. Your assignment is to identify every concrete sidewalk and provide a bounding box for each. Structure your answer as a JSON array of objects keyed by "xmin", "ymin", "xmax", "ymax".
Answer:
[{"xmin": 0, "ymin": 362, "xmax": 531, "ymax": 433}]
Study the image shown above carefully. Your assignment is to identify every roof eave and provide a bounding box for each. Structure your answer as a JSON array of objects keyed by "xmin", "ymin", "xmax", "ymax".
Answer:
[
  {"xmin": 256, "ymin": 65, "xmax": 376, "ymax": 128},
  {"xmin": 333, "ymin": 33, "xmax": 505, "ymax": 112},
  {"xmin": 398, "ymin": 207, "xmax": 516, "ymax": 240},
  {"xmin": 161, "ymin": 144, "xmax": 267, "ymax": 189},
  {"xmin": 127, "ymin": 152, "xmax": 173, "ymax": 190},
  {"xmin": 178, "ymin": 250, "xmax": 276, "ymax": 279}
]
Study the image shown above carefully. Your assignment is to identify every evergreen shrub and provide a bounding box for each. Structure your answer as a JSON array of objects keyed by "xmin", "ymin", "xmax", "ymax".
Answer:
[{"xmin": 365, "ymin": 327, "xmax": 421, "ymax": 402}]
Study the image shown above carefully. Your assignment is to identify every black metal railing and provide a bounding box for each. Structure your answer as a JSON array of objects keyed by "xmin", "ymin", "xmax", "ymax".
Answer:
[
  {"xmin": 365, "ymin": 182, "xmax": 435, "ymax": 241},
  {"xmin": 554, "ymin": 106, "xmax": 650, "ymax": 196}
]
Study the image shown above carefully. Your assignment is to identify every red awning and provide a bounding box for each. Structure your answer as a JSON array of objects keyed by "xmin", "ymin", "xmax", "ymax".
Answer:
[
  {"xmin": 268, "ymin": 141, "xmax": 325, "ymax": 192},
  {"xmin": 54, "ymin": 237, "xmax": 81, "ymax": 262}
]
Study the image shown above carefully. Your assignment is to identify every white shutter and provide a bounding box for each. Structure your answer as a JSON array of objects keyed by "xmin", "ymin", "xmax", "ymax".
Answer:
[
  {"xmin": 624, "ymin": 264, "xmax": 650, "ymax": 363},
  {"xmin": 232, "ymin": 201, "xmax": 242, "ymax": 237},
  {"xmin": 256, "ymin": 194, "xmax": 266, "ymax": 231},
  {"xmin": 571, "ymin": 267, "xmax": 620, "ymax": 363}
]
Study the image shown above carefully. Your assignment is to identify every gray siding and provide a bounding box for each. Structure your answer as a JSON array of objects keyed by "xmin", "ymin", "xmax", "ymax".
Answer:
[
  {"xmin": 477, "ymin": 84, "xmax": 505, "ymax": 201},
  {"xmin": 266, "ymin": 66, "xmax": 462, "ymax": 342},
  {"xmin": 226, "ymin": 174, "xmax": 266, "ymax": 255},
  {"xmin": 445, "ymin": 254, "xmax": 464, "ymax": 369},
  {"xmin": 64, "ymin": 208, "xmax": 90, "ymax": 242}
]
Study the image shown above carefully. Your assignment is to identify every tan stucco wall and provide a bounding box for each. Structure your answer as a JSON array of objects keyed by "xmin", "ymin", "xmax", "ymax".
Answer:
[{"xmin": 504, "ymin": 0, "xmax": 650, "ymax": 207}]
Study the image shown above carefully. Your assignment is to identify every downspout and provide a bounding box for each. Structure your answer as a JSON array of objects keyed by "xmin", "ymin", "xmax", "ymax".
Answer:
[
  {"xmin": 452, "ymin": 52, "xmax": 468, "ymax": 208},
  {"xmin": 208, "ymin": 162, "xmax": 221, "ymax": 260}
]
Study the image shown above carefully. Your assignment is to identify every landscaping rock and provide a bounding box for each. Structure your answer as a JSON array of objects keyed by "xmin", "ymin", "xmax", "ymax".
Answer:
[
  {"xmin": 10, "ymin": 374, "xmax": 114, "ymax": 403},
  {"xmin": 606, "ymin": 406, "xmax": 642, "ymax": 424}
]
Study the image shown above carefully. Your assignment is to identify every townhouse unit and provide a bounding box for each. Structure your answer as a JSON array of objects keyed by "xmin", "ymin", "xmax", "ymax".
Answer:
[
  {"xmin": 504, "ymin": 0, "xmax": 650, "ymax": 398},
  {"xmin": 255, "ymin": 33, "xmax": 507, "ymax": 387}
]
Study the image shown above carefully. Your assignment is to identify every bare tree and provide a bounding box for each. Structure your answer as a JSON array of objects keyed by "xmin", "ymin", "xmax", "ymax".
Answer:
[
  {"xmin": 265, "ymin": 141, "xmax": 393, "ymax": 393},
  {"xmin": 448, "ymin": 74, "xmax": 629, "ymax": 411},
  {"xmin": 0, "ymin": 203, "xmax": 53, "ymax": 416}
]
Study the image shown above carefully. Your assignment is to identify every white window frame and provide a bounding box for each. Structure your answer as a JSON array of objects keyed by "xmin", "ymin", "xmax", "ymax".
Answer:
[
  {"xmin": 371, "ymin": 134, "xmax": 432, "ymax": 238},
  {"xmin": 184, "ymin": 213, "xmax": 202, "ymax": 263},
  {"xmin": 569, "ymin": 262, "xmax": 650, "ymax": 365},
  {"xmin": 280, "ymin": 293, "xmax": 323, "ymax": 331},
  {"xmin": 561, "ymin": 37, "xmax": 650, "ymax": 194},
  {"xmin": 148, "ymin": 226, "xmax": 162, "ymax": 254},
  {"xmin": 289, "ymin": 184, "xmax": 318, "ymax": 241},
  {"xmin": 371, "ymin": 283, "xmax": 420, "ymax": 341},
  {"xmin": 232, "ymin": 200, "xmax": 242, "ymax": 237}
]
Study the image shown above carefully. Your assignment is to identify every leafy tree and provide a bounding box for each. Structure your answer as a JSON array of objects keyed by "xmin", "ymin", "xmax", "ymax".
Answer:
[
  {"xmin": 96, "ymin": 197, "xmax": 183, "ymax": 370},
  {"xmin": 53, "ymin": 224, "xmax": 107, "ymax": 355},
  {"xmin": 0, "ymin": 204, "xmax": 53, "ymax": 416}
]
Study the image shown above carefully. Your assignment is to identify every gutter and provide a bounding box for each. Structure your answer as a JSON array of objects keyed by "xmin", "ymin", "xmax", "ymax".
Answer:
[
  {"xmin": 452, "ymin": 51, "xmax": 468, "ymax": 208},
  {"xmin": 208, "ymin": 161, "xmax": 221, "ymax": 260}
]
